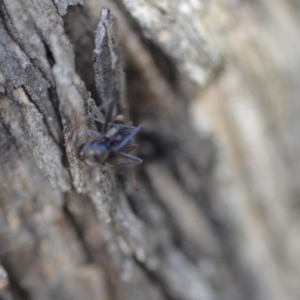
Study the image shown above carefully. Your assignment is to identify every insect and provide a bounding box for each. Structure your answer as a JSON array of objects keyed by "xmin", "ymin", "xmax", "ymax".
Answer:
[{"xmin": 68, "ymin": 101, "xmax": 142, "ymax": 167}]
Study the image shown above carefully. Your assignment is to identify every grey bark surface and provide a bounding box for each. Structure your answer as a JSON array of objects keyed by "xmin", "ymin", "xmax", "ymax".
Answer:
[{"xmin": 0, "ymin": 1, "xmax": 299, "ymax": 300}]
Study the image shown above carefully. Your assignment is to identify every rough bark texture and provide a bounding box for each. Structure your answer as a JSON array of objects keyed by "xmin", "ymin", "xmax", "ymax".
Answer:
[{"xmin": 0, "ymin": 1, "xmax": 299, "ymax": 300}]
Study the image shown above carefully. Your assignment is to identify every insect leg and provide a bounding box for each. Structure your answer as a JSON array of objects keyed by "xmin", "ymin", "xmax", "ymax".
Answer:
[
  {"xmin": 88, "ymin": 101, "xmax": 113, "ymax": 121},
  {"xmin": 118, "ymin": 144, "xmax": 138, "ymax": 152},
  {"xmin": 90, "ymin": 115, "xmax": 105, "ymax": 124},
  {"xmin": 87, "ymin": 129, "xmax": 102, "ymax": 141},
  {"xmin": 103, "ymin": 101, "xmax": 115, "ymax": 134},
  {"xmin": 114, "ymin": 151, "xmax": 143, "ymax": 166},
  {"xmin": 113, "ymin": 124, "xmax": 143, "ymax": 152},
  {"xmin": 65, "ymin": 101, "xmax": 113, "ymax": 145}
]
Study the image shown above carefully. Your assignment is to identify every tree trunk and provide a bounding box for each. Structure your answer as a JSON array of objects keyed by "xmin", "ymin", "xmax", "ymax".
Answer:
[{"xmin": 0, "ymin": 1, "xmax": 299, "ymax": 300}]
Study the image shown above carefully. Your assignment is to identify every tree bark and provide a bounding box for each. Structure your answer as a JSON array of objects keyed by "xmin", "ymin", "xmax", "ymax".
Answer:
[{"xmin": 0, "ymin": 1, "xmax": 299, "ymax": 300}]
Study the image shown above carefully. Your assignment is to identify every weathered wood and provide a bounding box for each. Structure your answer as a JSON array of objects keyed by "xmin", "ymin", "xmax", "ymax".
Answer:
[
  {"xmin": 0, "ymin": 0, "xmax": 300, "ymax": 300},
  {"xmin": 114, "ymin": 0, "xmax": 223, "ymax": 86}
]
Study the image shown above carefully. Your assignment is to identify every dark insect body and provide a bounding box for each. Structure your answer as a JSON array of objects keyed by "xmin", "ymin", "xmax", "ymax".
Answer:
[{"xmin": 71, "ymin": 101, "xmax": 142, "ymax": 167}]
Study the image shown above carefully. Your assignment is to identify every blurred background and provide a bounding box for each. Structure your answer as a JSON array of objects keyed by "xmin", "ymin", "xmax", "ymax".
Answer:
[
  {"xmin": 102, "ymin": 1, "xmax": 300, "ymax": 299},
  {"xmin": 88, "ymin": 1, "xmax": 300, "ymax": 299}
]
